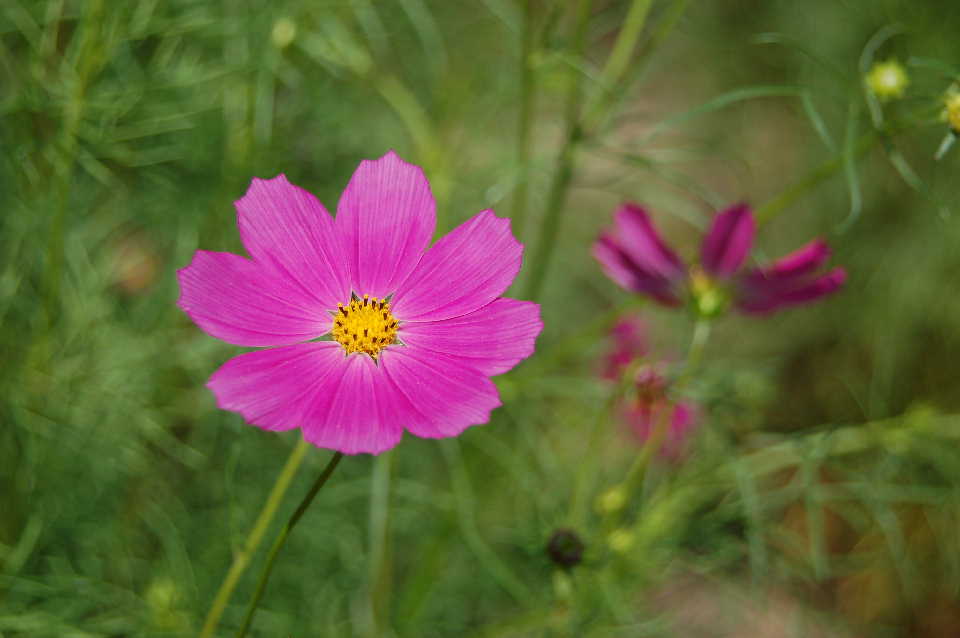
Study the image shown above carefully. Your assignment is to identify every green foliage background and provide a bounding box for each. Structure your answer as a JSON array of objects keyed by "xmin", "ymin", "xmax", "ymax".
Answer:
[{"xmin": 2, "ymin": 1, "xmax": 960, "ymax": 636}]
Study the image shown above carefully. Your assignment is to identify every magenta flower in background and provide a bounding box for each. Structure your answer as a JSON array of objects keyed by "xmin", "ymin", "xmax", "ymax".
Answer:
[
  {"xmin": 599, "ymin": 316, "xmax": 699, "ymax": 460},
  {"xmin": 625, "ymin": 368, "xmax": 699, "ymax": 461},
  {"xmin": 177, "ymin": 152, "xmax": 542, "ymax": 455},
  {"xmin": 593, "ymin": 203, "xmax": 846, "ymax": 316},
  {"xmin": 600, "ymin": 315, "xmax": 648, "ymax": 381}
]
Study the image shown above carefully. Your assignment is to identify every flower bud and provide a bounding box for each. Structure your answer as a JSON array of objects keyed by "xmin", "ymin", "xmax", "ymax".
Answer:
[
  {"xmin": 608, "ymin": 528, "xmax": 635, "ymax": 553},
  {"xmin": 943, "ymin": 85, "xmax": 960, "ymax": 134},
  {"xmin": 865, "ymin": 59, "xmax": 909, "ymax": 101},
  {"xmin": 271, "ymin": 18, "xmax": 297, "ymax": 49},
  {"xmin": 596, "ymin": 485, "xmax": 628, "ymax": 515},
  {"xmin": 546, "ymin": 529, "xmax": 585, "ymax": 569}
]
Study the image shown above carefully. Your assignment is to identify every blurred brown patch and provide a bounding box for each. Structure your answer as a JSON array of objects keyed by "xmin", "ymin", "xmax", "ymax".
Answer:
[
  {"xmin": 653, "ymin": 574, "xmax": 848, "ymax": 637},
  {"xmin": 109, "ymin": 230, "xmax": 160, "ymax": 294}
]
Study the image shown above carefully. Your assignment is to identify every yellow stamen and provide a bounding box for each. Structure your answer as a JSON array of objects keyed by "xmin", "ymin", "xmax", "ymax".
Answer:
[{"xmin": 331, "ymin": 294, "xmax": 399, "ymax": 359}]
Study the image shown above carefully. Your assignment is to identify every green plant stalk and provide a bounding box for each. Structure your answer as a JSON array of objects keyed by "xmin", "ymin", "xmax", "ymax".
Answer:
[
  {"xmin": 755, "ymin": 108, "xmax": 937, "ymax": 225},
  {"xmin": 47, "ymin": 0, "xmax": 105, "ymax": 321},
  {"xmin": 682, "ymin": 318, "xmax": 711, "ymax": 380},
  {"xmin": 583, "ymin": 0, "xmax": 652, "ymax": 127},
  {"xmin": 375, "ymin": 74, "xmax": 450, "ymax": 225},
  {"xmin": 510, "ymin": 0, "xmax": 536, "ymax": 241},
  {"xmin": 441, "ymin": 440, "xmax": 533, "ymax": 603},
  {"xmin": 568, "ymin": 357, "xmax": 643, "ymax": 528},
  {"xmin": 756, "ymin": 127, "xmax": 875, "ymax": 225},
  {"xmin": 584, "ymin": 0, "xmax": 689, "ymax": 134},
  {"xmin": 618, "ymin": 319, "xmax": 711, "ymax": 497},
  {"xmin": 523, "ymin": 0, "xmax": 593, "ymax": 300},
  {"xmin": 376, "ymin": 74, "xmax": 437, "ymax": 168},
  {"xmin": 236, "ymin": 451, "xmax": 345, "ymax": 638},
  {"xmin": 367, "ymin": 450, "xmax": 394, "ymax": 636},
  {"xmin": 200, "ymin": 438, "xmax": 311, "ymax": 638}
]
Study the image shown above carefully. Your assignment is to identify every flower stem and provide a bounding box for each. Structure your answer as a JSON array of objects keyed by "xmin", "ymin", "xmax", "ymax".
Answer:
[
  {"xmin": 683, "ymin": 318, "xmax": 712, "ymax": 380},
  {"xmin": 616, "ymin": 319, "xmax": 711, "ymax": 507},
  {"xmin": 510, "ymin": 0, "xmax": 536, "ymax": 242},
  {"xmin": 367, "ymin": 450, "xmax": 394, "ymax": 635},
  {"xmin": 583, "ymin": 0, "xmax": 653, "ymax": 128},
  {"xmin": 568, "ymin": 357, "xmax": 640, "ymax": 528},
  {"xmin": 755, "ymin": 129, "xmax": 876, "ymax": 225},
  {"xmin": 236, "ymin": 450, "xmax": 345, "ymax": 638},
  {"xmin": 755, "ymin": 108, "xmax": 936, "ymax": 225},
  {"xmin": 523, "ymin": 0, "xmax": 592, "ymax": 301},
  {"xmin": 200, "ymin": 438, "xmax": 310, "ymax": 638}
]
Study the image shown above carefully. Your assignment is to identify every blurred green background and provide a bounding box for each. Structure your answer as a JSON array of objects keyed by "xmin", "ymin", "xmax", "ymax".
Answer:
[{"xmin": 3, "ymin": 0, "xmax": 960, "ymax": 636}]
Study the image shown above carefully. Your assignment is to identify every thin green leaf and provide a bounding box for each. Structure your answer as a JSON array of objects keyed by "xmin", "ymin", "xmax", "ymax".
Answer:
[{"xmin": 637, "ymin": 85, "xmax": 803, "ymax": 143}]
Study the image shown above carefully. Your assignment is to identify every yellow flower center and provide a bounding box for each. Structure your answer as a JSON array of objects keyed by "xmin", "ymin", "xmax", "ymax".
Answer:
[
  {"xmin": 331, "ymin": 294, "xmax": 399, "ymax": 359},
  {"xmin": 689, "ymin": 266, "xmax": 729, "ymax": 318}
]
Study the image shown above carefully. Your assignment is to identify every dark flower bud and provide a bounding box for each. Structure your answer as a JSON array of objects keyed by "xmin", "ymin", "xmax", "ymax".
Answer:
[{"xmin": 546, "ymin": 528, "xmax": 585, "ymax": 569}]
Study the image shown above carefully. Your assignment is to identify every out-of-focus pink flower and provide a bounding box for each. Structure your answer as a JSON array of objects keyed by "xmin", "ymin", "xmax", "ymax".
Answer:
[
  {"xmin": 593, "ymin": 203, "xmax": 846, "ymax": 317},
  {"xmin": 600, "ymin": 316, "xmax": 648, "ymax": 380},
  {"xmin": 177, "ymin": 152, "xmax": 542, "ymax": 455},
  {"xmin": 624, "ymin": 368, "xmax": 698, "ymax": 461}
]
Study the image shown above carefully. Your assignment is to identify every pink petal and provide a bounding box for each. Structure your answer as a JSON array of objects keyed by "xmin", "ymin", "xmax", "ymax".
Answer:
[
  {"xmin": 335, "ymin": 151, "xmax": 436, "ymax": 298},
  {"xmin": 744, "ymin": 239, "xmax": 831, "ymax": 284},
  {"xmin": 613, "ymin": 204, "xmax": 685, "ymax": 281},
  {"xmin": 626, "ymin": 400, "xmax": 698, "ymax": 461},
  {"xmin": 398, "ymin": 298, "xmax": 542, "ymax": 376},
  {"xmin": 601, "ymin": 316, "xmax": 649, "ymax": 380},
  {"xmin": 208, "ymin": 342, "xmax": 405, "ymax": 454},
  {"xmin": 737, "ymin": 268, "xmax": 847, "ymax": 315},
  {"xmin": 592, "ymin": 235, "xmax": 684, "ymax": 305},
  {"xmin": 380, "ymin": 347, "xmax": 502, "ymax": 439},
  {"xmin": 236, "ymin": 175, "xmax": 351, "ymax": 311},
  {"xmin": 207, "ymin": 341, "xmax": 345, "ymax": 432},
  {"xmin": 700, "ymin": 203, "xmax": 755, "ymax": 278},
  {"xmin": 391, "ymin": 210, "xmax": 522, "ymax": 322},
  {"xmin": 300, "ymin": 353, "xmax": 405, "ymax": 455},
  {"xmin": 177, "ymin": 251, "xmax": 331, "ymax": 347}
]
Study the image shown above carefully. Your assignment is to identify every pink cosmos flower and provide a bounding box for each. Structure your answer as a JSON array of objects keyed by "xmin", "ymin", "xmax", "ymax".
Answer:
[
  {"xmin": 593, "ymin": 203, "xmax": 846, "ymax": 316},
  {"xmin": 177, "ymin": 152, "xmax": 542, "ymax": 455},
  {"xmin": 600, "ymin": 315, "xmax": 648, "ymax": 381},
  {"xmin": 625, "ymin": 368, "xmax": 698, "ymax": 461},
  {"xmin": 599, "ymin": 317, "xmax": 699, "ymax": 459}
]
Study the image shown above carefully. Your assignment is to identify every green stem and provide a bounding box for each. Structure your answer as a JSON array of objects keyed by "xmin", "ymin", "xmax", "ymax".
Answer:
[
  {"xmin": 756, "ymin": 123, "xmax": 875, "ymax": 226},
  {"xmin": 523, "ymin": 0, "xmax": 592, "ymax": 300},
  {"xmin": 375, "ymin": 74, "xmax": 449, "ymax": 220},
  {"xmin": 442, "ymin": 440, "xmax": 533, "ymax": 603},
  {"xmin": 568, "ymin": 357, "xmax": 641, "ymax": 528},
  {"xmin": 682, "ymin": 318, "xmax": 711, "ymax": 381},
  {"xmin": 200, "ymin": 439, "xmax": 311, "ymax": 638},
  {"xmin": 47, "ymin": 0, "xmax": 104, "ymax": 322},
  {"xmin": 584, "ymin": 0, "xmax": 689, "ymax": 134},
  {"xmin": 583, "ymin": 0, "xmax": 652, "ymax": 128},
  {"xmin": 616, "ymin": 319, "xmax": 711, "ymax": 508},
  {"xmin": 755, "ymin": 109, "xmax": 936, "ymax": 225},
  {"xmin": 236, "ymin": 451, "xmax": 345, "ymax": 638},
  {"xmin": 510, "ymin": 0, "xmax": 536, "ymax": 241},
  {"xmin": 367, "ymin": 451, "xmax": 393, "ymax": 636}
]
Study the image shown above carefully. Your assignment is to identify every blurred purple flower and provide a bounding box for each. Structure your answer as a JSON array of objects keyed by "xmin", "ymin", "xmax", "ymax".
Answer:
[
  {"xmin": 600, "ymin": 315, "xmax": 648, "ymax": 380},
  {"xmin": 624, "ymin": 367, "xmax": 698, "ymax": 461},
  {"xmin": 593, "ymin": 203, "xmax": 846, "ymax": 317},
  {"xmin": 598, "ymin": 318, "xmax": 699, "ymax": 460}
]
